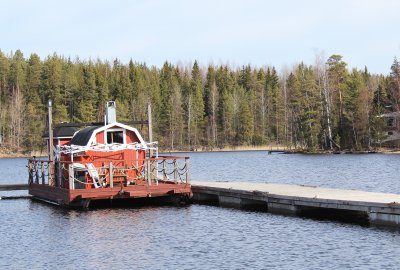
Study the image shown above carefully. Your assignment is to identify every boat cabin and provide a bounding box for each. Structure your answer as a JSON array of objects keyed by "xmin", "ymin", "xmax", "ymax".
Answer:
[{"xmin": 28, "ymin": 101, "xmax": 191, "ymax": 208}]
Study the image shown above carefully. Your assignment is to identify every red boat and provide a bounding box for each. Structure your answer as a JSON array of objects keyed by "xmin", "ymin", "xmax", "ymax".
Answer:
[{"xmin": 28, "ymin": 101, "xmax": 191, "ymax": 208}]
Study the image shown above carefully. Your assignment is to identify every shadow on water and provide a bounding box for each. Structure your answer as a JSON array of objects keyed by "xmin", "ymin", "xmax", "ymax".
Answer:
[
  {"xmin": 297, "ymin": 206, "xmax": 370, "ymax": 226},
  {"xmin": 25, "ymin": 196, "xmax": 400, "ymax": 234},
  {"xmin": 88, "ymin": 196, "xmax": 192, "ymax": 209},
  {"xmin": 9, "ymin": 194, "xmax": 400, "ymax": 232},
  {"xmin": 197, "ymin": 200, "xmax": 375, "ymax": 228},
  {"xmin": 28, "ymin": 195, "xmax": 192, "ymax": 211}
]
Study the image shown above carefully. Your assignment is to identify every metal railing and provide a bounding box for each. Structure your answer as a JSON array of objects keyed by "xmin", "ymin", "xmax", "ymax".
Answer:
[{"xmin": 28, "ymin": 156, "xmax": 190, "ymax": 190}]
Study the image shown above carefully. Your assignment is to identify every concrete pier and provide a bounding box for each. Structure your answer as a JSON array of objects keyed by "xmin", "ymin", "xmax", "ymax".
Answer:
[{"xmin": 191, "ymin": 181, "xmax": 400, "ymax": 227}]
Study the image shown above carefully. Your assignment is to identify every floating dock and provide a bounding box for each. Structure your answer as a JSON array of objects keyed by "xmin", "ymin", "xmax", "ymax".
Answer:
[
  {"xmin": 0, "ymin": 184, "xmax": 29, "ymax": 191},
  {"xmin": 191, "ymin": 181, "xmax": 400, "ymax": 227},
  {"xmin": 3, "ymin": 181, "xmax": 400, "ymax": 227}
]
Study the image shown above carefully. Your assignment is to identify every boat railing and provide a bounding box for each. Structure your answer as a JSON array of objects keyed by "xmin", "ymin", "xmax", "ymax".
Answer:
[
  {"xmin": 28, "ymin": 159, "xmax": 53, "ymax": 186},
  {"xmin": 28, "ymin": 156, "xmax": 190, "ymax": 190}
]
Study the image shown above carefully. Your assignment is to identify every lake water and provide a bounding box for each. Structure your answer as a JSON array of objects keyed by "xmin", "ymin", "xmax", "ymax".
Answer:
[{"xmin": 1, "ymin": 152, "xmax": 400, "ymax": 269}]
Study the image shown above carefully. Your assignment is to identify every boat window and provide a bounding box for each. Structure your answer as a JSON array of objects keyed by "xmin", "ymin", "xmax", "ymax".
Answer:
[{"xmin": 107, "ymin": 131, "xmax": 124, "ymax": 144}]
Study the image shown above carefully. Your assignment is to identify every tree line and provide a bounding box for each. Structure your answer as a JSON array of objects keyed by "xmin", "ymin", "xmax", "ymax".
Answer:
[{"xmin": 0, "ymin": 49, "xmax": 399, "ymax": 153}]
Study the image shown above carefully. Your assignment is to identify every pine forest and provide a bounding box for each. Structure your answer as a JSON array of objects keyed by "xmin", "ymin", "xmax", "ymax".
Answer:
[{"xmin": 1, "ymin": 49, "xmax": 400, "ymax": 153}]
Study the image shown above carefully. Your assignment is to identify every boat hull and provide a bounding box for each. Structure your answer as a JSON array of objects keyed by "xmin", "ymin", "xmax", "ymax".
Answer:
[{"xmin": 29, "ymin": 183, "xmax": 192, "ymax": 208}]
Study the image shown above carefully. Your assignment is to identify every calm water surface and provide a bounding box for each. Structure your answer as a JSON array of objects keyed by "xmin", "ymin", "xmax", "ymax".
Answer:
[{"xmin": 1, "ymin": 152, "xmax": 400, "ymax": 269}]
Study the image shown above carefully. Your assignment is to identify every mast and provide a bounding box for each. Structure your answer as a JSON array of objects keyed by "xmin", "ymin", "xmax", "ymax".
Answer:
[
  {"xmin": 48, "ymin": 100, "xmax": 54, "ymax": 186},
  {"xmin": 147, "ymin": 102, "xmax": 153, "ymax": 185},
  {"xmin": 148, "ymin": 102, "xmax": 153, "ymax": 153}
]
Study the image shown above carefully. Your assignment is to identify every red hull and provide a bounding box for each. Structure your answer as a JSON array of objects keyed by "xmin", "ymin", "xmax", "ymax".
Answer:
[{"xmin": 29, "ymin": 182, "xmax": 192, "ymax": 208}]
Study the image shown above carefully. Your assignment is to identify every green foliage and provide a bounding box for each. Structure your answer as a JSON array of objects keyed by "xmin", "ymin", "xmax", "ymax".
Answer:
[
  {"xmin": 236, "ymin": 87, "xmax": 254, "ymax": 145},
  {"xmin": 24, "ymin": 54, "xmax": 44, "ymax": 149},
  {"xmin": 0, "ymin": 50, "xmax": 395, "ymax": 152},
  {"xmin": 294, "ymin": 64, "xmax": 322, "ymax": 149},
  {"xmin": 189, "ymin": 61, "xmax": 205, "ymax": 147},
  {"xmin": 388, "ymin": 57, "xmax": 400, "ymax": 111}
]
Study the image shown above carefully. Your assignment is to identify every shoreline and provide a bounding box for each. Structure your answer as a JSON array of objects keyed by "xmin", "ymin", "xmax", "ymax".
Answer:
[
  {"xmin": 2, "ymin": 146, "xmax": 400, "ymax": 158},
  {"xmin": 160, "ymin": 145, "xmax": 288, "ymax": 154},
  {"xmin": 0, "ymin": 150, "xmax": 46, "ymax": 159}
]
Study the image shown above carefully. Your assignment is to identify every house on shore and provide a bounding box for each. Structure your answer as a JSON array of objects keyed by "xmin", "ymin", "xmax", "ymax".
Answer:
[{"xmin": 378, "ymin": 111, "xmax": 400, "ymax": 146}]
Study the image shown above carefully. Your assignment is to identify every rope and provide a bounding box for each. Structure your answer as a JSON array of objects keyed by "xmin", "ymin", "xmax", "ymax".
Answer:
[
  {"xmin": 178, "ymin": 164, "xmax": 187, "ymax": 171},
  {"xmin": 177, "ymin": 169, "xmax": 188, "ymax": 176},
  {"xmin": 28, "ymin": 155, "xmax": 189, "ymax": 187},
  {"xmin": 165, "ymin": 170, "xmax": 175, "ymax": 176},
  {"xmin": 126, "ymin": 175, "xmax": 145, "ymax": 181},
  {"xmin": 73, "ymin": 177, "xmax": 95, "ymax": 186},
  {"xmin": 55, "ymin": 141, "xmax": 158, "ymax": 155},
  {"xmin": 158, "ymin": 160, "xmax": 165, "ymax": 166}
]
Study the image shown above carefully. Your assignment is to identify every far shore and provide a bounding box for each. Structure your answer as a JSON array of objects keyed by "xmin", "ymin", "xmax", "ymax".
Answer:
[
  {"xmin": 1, "ymin": 146, "xmax": 400, "ymax": 159},
  {"xmin": 161, "ymin": 146, "xmax": 400, "ymax": 155}
]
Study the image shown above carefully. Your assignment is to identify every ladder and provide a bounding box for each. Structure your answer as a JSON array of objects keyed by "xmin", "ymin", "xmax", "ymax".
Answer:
[{"xmin": 86, "ymin": 163, "xmax": 103, "ymax": 188}]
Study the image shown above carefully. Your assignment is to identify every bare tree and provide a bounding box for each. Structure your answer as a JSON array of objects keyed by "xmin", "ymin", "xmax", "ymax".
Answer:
[
  {"xmin": 314, "ymin": 52, "xmax": 333, "ymax": 149},
  {"xmin": 210, "ymin": 80, "xmax": 218, "ymax": 146},
  {"xmin": 10, "ymin": 84, "xmax": 24, "ymax": 150}
]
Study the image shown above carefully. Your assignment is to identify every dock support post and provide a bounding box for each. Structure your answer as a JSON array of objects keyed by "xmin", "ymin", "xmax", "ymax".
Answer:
[
  {"xmin": 68, "ymin": 164, "xmax": 74, "ymax": 190},
  {"xmin": 163, "ymin": 159, "xmax": 167, "ymax": 181},
  {"xmin": 153, "ymin": 159, "xmax": 158, "ymax": 185},
  {"xmin": 109, "ymin": 162, "xmax": 113, "ymax": 188},
  {"xmin": 35, "ymin": 162, "xmax": 39, "ymax": 184},
  {"xmin": 185, "ymin": 158, "xmax": 190, "ymax": 184},
  {"xmin": 56, "ymin": 162, "xmax": 61, "ymax": 187},
  {"xmin": 147, "ymin": 159, "xmax": 152, "ymax": 186},
  {"xmin": 173, "ymin": 159, "xmax": 178, "ymax": 183},
  {"xmin": 28, "ymin": 161, "xmax": 33, "ymax": 184},
  {"xmin": 41, "ymin": 162, "xmax": 45, "ymax": 185}
]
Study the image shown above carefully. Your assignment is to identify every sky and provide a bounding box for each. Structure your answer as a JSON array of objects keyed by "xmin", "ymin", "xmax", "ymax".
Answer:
[{"xmin": 0, "ymin": 0, "xmax": 399, "ymax": 74}]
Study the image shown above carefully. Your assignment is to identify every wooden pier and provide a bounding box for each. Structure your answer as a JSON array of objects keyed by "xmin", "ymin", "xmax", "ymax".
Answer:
[
  {"xmin": 191, "ymin": 181, "xmax": 400, "ymax": 227},
  {"xmin": 0, "ymin": 184, "xmax": 30, "ymax": 200},
  {"xmin": 3, "ymin": 181, "xmax": 400, "ymax": 227},
  {"xmin": 0, "ymin": 184, "xmax": 28, "ymax": 191}
]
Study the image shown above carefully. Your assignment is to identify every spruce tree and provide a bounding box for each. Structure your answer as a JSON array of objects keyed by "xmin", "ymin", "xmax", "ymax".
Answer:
[
  {"xmin": 190, "ymin": 61, "xmax": 205, "ymax": 148},
  {"xmin": 327, "ymin": 54, "xmax": 349, "ymax": 147},
  {"xmin": 25, "ymin": 53, "xmax": 44, "ymax": 150},
  {"xmin": 204, "ymin": 65, "xmax": 218, "ymax": 147},
  {"xmin": 40, "ymin": 55, "xmax": 68, "ymax": 123}
]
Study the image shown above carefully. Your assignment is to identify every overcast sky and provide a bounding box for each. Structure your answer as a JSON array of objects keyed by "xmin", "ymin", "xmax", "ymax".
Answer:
[{"xmin": 1, "ymin": 0, "xmax": 399, "ymax": 74}]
